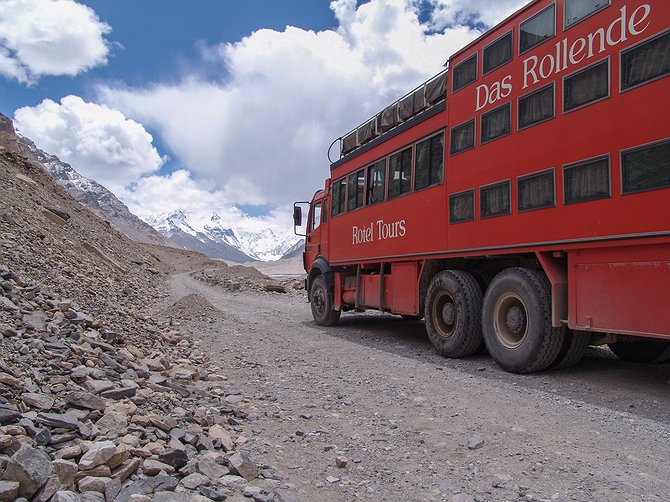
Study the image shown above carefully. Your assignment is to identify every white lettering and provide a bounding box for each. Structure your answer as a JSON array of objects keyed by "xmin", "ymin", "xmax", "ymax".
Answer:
[
  {"xmin": 569, "ymin": 37, "xmax": 586, "ymax": 65},
  {"xmin": 523, "ymin": 56, "xmax": 539, "ymax": 89},
  {"xmin": 352, "ymin": 219, "xmax": 406, "ymax": 244},
  {"xmin": 516, "ymin": 3, "xmax": 653, "ymax": 100},
  {"xmin": 606, "ymin": 6, "xmax": 628, "ymax": 46},
  {"xmin": 500, "ymin": 75, "xmax": 512, "ymax": 98},
  {"xmin": 587, "ymin": 28, "xmax": 606, "ymax": 57},
  {"xmin": 476, "ymin": 84, "xmax": 489, "ymax": 111},
  {"xmin": 539, "ymin": 53, "xmax": 555, "ymax": 79},
  {"xmin": 629, "ymin": 4, "xmax": 651, "ymax": 35}
]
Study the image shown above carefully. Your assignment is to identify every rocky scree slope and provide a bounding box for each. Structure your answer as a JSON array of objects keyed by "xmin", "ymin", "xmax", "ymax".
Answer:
[
  {"xmin": 0, "ymin": 118, "xmax": 301, "ymax": 500},
  {"xmin": 16, "ymin": 134, "xmax": 168, "ymax": 248}
]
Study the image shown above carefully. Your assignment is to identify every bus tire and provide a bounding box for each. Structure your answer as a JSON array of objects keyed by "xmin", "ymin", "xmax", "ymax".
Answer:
[
  {"xmin": 310, "ymin": 275, "xmax": 341, "ymax": 327},
  {"xmin": 425, "ymin": 270, "xmax": 482, "ymax": 358},
  {"xmin": 551, "ymin": 330, "xmax": 590, "ymax": 369},
  {"xmin": 482, "ymin": 268, "xmax": 564, "ymax": 373},
  {"xmin": 608, "ymin": 340, "xmax": 670, "ymax": 363}
]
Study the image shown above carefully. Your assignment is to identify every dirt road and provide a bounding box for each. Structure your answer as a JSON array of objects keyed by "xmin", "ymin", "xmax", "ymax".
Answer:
[{"xmin": 164, "ymin": 272, "xmax": 670, "ymax": 502}]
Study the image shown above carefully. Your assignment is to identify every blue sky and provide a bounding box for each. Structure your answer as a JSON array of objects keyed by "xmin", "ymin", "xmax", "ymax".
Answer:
[{"xmin": 1, "ymin": 0, "xmax": 525, "ymax": 233}]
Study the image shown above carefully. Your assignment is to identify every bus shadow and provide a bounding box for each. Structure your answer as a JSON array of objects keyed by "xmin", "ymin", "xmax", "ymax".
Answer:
[{"xmin": 311, "ymin": 313, "xmax": 670, "ymax": 423}]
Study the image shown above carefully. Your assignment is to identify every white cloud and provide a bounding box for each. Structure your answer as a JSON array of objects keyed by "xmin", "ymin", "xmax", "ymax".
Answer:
[
  {"xmin": 97, "ymin": 0, "xmax": 487, "ymax": 209},
  {"xmin": 427, "ymin": 0, "xmax": 528, "ymax": 30},
  {"xmin": 14, "ymin": 96, "xmax": 164, "ymax": 193},
  {"xmin": 121, "ymin": 169, "xmax": 294, "ymax": 241},
  {"xmin": 0, "ymin": 0, "xmax": 110, "ymax": 84}
]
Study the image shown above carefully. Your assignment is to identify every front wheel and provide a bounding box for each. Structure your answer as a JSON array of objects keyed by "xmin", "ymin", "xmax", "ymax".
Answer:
[
  {"xmin": 310, "ymin": 275, "xmax": 340, "ymax": 326},
  {"xmin": 482, "ymin": 268, "xmax": 565, "ymax": 373}
]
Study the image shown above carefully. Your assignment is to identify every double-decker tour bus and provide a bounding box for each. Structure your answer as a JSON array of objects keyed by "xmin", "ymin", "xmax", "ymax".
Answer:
[{"xmin": 293, "ymin": 0, "xmax": 670, "ymax": 373}]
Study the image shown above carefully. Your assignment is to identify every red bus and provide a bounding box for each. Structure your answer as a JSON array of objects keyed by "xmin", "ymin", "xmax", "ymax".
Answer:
[{"xmin": 294, "ymin": 0, "xmax": 670, "ymax": 373}]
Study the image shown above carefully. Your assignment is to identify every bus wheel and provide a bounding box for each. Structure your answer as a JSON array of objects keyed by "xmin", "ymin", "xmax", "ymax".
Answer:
[
  {"xmin": 425, "ymin": 270, "xmax": 482, "ymax": 358},
  {"xmin": 482, "ymin": 268, "xmax": 564, "ymax": 373},
  {"xmin": 608, "ymin": 340, "xmax": 670, "ymax": 363},
  {"xmin": 310, "ymin": 275, "xmax": 341, "ymax": 327},
  {"xmin": 551, "ymin": 330, "xmax": 590, "ymax": 369}
]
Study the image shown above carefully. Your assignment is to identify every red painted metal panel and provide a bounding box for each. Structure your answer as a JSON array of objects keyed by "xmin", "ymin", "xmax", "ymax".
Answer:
[
  {"xmin": 568, "ymin": 243, "xmax": 670, "ymax": 337},
  {"xmin": 389, "ymin": 262, "xmax": 419, "ymax": 315}
]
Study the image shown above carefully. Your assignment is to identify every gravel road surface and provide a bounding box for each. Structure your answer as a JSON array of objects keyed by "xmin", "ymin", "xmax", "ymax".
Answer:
[{"xmin": 164, "ymin": 272, "xmax": 670, "ymax": 502}]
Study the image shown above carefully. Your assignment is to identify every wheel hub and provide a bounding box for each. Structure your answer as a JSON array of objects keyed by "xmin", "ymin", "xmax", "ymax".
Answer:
[
  {"xmin": 505, "ymin": 306, "xmax": 526, "ymax": 335},
  {"xmin": 442, "ymin": 303, "xmax": 456, "ymax": 325}
]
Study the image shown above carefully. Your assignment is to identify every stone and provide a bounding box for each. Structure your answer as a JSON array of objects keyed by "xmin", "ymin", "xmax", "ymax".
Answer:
[
  {"xmin": 82, "ymin": 380, "xmax": 114, "ymax": 395},
  {"xmin": 335, "ymin": 456, "xmax": 348, "ymax": 468},
  {"xmin": 78, "ymin": 441, "xmax": 117, "ymax": 470},
  {"xmin": 114, "ymin": 474, "xmax": 178, "ymax": 502},
  {"xmin": 228, "ymin": 452, "xmax": 259, "ymax": 481},
  {"xmin": 0, "ymin": 480, "xmax": 20, "ymax": 501},
  {"xmin": 326, "ymin": 476, "xmax": 340, "ymax": 484},
  {"xmin": 196, "ymin": 452, "xmax": 229, "ymax": 480},
  {"xmin": 243, "ymin": 485, "xmax": 262, "ymax": 497},
  {"xmin": 142, "ymin": 459, "xmax": 175, "ymax": 476},
  {"xmin": 21, "ymin": 393, "xmax": 54, "ymax": 410},
  {"xmin": 32, "ymin": 474, "xmax": 61, "ymax": 502},
  {"xmin": 78, "ymin": 476, "xmax": 109, "ymax": 494},
  {"xmin": 219, "ymin": 474, "xmax": 248, "ymax": 490},
  {"xmin": 111, "ymin": 458, "xmax": 140, "ymax": 482},
  {"xmin": 52, "ymin": 491, "xmax": 82, "ymax": 502},
  {"xmin": 158, "ymin": 448, "xmax": 189, "ymax": 470},
  {"xmin": 106, "ymin": 444, "xmax": 130, "ymax": 470},
  {"xmin": 273, "ymin": 489, "xmax": 302, "ymax": 502},
  {"xmin": 35, "ymin": 413, "xmax": 91, "ymax": 438},
  {"xmin": 208, "ymin": 424, "xmax": 234, "ymax": 451},
  {"xmin": 64, "ymin": 391, "xmax": 106, "ymax": 411},
  {"xmin": 99, "ymin": 387, "xmax": 136, "ymax": 400},
  {"xmin": 2, "ymin": 444, "xmax": 54, "ymax": 498},
  {"xmin": 0, "ymin": 408, "xmax": 21, "ymax": 425},
  {"xmin": 181, "ymin": 472, "xmax": 210, "ymax": 489},
  {"xmin": 467, "ymin": 436, "xmax": 484, "ymax": 450},
  {"xmin": 52, "ymin": 459, "xmax": 78, "ymax": 487},
  {"xmin": 199, "ymin": 486, "xmax": 231, "ymax": 501},
  {"xmin": 95, "ymin": 410, "xmax": 127, "ymax": 435}
]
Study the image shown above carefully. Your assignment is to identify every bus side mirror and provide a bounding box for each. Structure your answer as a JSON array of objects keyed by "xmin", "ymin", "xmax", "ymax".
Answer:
[{"xmin": 293, "ymin": 206, "xmax": 302, "ymax": 227}]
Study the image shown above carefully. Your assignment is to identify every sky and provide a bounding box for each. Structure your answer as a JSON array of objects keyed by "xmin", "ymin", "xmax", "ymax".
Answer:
[{"xmin": 0, "ymin": 0, "xmax": 526, "ymax": 236}]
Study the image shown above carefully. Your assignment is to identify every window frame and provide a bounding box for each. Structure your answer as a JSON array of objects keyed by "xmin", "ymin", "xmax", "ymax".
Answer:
[
  {"xmin": 562, "ymin": 154, "xmax": 611, "ymax": 205},
  {"xmin": 331, "ymin": 177, "xmax": 347, "ymax": 217},
  {"xmin": 452, "ymin": 53, "xmax": 478, "ymax": 93},
  {"xmin": 620, "ymin": 29, "xmax": 670, "ymax": 94},
  {"xmin": 346, "ymin": 168, "xmax": 366, "ymax": 212},
  {"xmin": 518, "ymin": 82, "xmax": 555, "ymax": 131},
  {"xmin": 414, "ymin": 130, "xmax": 445, "ymax": 192},
  {"xmin": 480, "ymin": 179, "xmax": 512, "ymax": 219},
  {"xmin": 483, "ymin": 30, "xmax": 513, "ymax": 75},
  {"xmin": 448, "ymin": 189, "xmax": 476, "ymax": 224},
  {"xmin": 564, "ymin": 0, "xmax": 611, "ymax": 30},
  {"xmin": 450, "ymin": 118, "xmax": 476, "ymax": 156},
  {"xmin": 562, "ymin": 57, "xmax": 610, "ymax": 114},
  {"xmin": 366, "ymin": 158, "xmax": 387, "ymax": 205},
  {"xmin": 387, "ymin": 146, "xmax": 414, "ymax": 200},
  {"xmin": 519, "ymin": 3, "xmax": 556, "ymax": 55},
  {"xmin": 620, "ymin": 138, "xmax": 670, "ymax": 195},
  {"xmin": 481, "ymin": 102, "xmax": 512, "ymax": 145},
  {"xmin": 517, "ymin": 168, "xmax": 556, "ymax": 212}
]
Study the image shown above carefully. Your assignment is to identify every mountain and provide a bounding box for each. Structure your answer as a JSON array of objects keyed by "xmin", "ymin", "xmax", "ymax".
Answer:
[
  {"xmin": 146, "ymin": 211, "xmax": 254, "ymax": 263},
  {"xmin": 9, "ymin": 115, "xmax": 301, "ymax": 263},
  {"xmin": 17, "ymin": 134, "xmax": 168, "ymax": 246},
  {"xmin": 146, "ymin": 211, "xmax": 302, "ymax": 262}
]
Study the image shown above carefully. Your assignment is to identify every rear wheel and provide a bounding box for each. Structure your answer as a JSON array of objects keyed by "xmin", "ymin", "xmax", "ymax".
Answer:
[
  {"xmin": 424, "ymin": 270, "xmax": 482, "ymax": 358},
  {"xmin": 608, "ymin": 340, "xmax": 670, "ymax": 363},
  {"xmin": 310, "ymin": 275, "xmax": 340, "ymax": 326},
  {"xmin": 482, "ymin": 268, "xmax": 565, "ymax": 373},
  {"xmin": 551, "ymin": 330, "xmax": 590, "ymax": 369}
]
